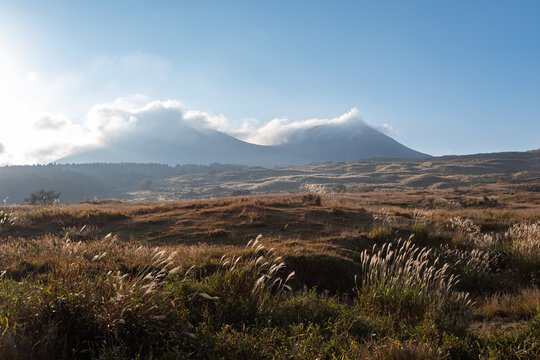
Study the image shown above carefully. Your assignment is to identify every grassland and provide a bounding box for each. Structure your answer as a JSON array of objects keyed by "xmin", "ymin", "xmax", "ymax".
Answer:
[{"xmin": 0, "ymin": 186, "xmax": 539, "ymax": 359}]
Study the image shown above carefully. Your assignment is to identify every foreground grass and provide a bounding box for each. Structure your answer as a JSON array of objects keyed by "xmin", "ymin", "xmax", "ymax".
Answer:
[{"xmin": 0, "ymin": 193, "xmax": 538, "ymax": 359}]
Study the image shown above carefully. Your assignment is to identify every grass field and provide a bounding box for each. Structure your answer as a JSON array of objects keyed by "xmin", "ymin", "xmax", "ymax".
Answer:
[{"xmin": 0, "ymin": 187, "xmax": 539, "ymax": 359}]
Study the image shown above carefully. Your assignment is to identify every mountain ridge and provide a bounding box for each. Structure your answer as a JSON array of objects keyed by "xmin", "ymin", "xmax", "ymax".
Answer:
[{"xmin": 59, "ymin": 120, "xmax": 429, "ymax": 166}]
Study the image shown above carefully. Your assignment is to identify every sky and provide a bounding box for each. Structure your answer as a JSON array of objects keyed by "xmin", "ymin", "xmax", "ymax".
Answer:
[{"xmin": 0, "ymin": 0, "xmax": 539, "ymax": 164}]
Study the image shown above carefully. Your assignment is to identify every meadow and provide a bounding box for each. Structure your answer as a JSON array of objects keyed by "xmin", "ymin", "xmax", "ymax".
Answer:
[{"xmin": 0, "ymin": 187, "xmax": 538, "ymax": 359}]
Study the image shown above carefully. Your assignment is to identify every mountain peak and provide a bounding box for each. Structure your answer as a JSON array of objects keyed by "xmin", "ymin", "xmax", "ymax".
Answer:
[{"xmin": 59, "ymin": 118, "xmax": 429, "ymax": 166}]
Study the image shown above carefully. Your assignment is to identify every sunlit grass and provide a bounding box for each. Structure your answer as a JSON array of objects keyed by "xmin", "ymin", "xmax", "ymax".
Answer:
[{"xmin": 0, "ymin": 193, "xmax": 538, "ymax": 359}]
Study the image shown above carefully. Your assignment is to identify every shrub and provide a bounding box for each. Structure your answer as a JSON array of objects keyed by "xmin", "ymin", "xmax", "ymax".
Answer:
[
  {"xmin": 25, "ymin": 190, "xmax": 61, "ymax": 205},
  {"xmin": 411, "ymin": 223, "xmax": 429, "ymax": 240},
  {"xmin": 265, "ymin": 288, "xmax": 380, "ymax": 340},
  {"xmin": 369, "ymin": 227, "xmax": 392, "ymax": 241},
  {"xmin": 302, "ymin": 193, "xmax": 321, "ymax": 206},
  {"xmin": 329, "ymin": 203, "xmax": 341, "ymax": 214}
]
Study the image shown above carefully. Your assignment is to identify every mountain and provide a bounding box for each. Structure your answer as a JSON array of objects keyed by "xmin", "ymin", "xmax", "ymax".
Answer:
[
  {"xmin": 274, "ymin": 120, "xmax": 428, "ymax": 163},
  {"xmin": 59, "ymin": 121, "xmax": 428, "ymax": 166},
  {"xmin": 60, "ymin": 125, "xmax": 278, "ymax": 165}
]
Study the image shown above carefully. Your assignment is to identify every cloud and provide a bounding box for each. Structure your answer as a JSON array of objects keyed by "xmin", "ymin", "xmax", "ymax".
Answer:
[
  {"xmin": 377, "ymin": 123, "xmax": 398, "ymax": 136},
  {"xmin": 0, "ymin": 110, "xmax": 93, "ymax": 165},
  {"xmin": 34, "ymin": 114, "xmax": 70, "ymax": 130},
  {"xmin": 183, "ymin": 110, "xmax": 230, "ymax": 133},
  {"xmin": 80, "ymin": 101, "xmax": 372, "ymax": 148},
  {"xmin": 0, "ymin": 94, "xmax": 398, "ymax": 164},
  {"xmin": 239, "ymin": 108, "xmax": 368, "ymax": 145},
  {"xmin": 0, "ymin": 48, "xmax": 399, "ymax": 164},
  {"xmin": 84, "ymin": 98, "xmax": 185, "ymax": 144}
]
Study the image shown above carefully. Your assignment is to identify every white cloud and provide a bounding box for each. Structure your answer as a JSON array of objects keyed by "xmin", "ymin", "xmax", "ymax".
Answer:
[
  {"xmin": 183, "ymin": 109, "xmax": 230, "ymax": 132},
  {"xmin": 0, "ymin": 93, "xmax": 398, "ymax": 165},
  {"xmin": 238, "ymin": 108, "xmax": 368, "ymax": 145},
  {"xmin": 377, "ymin": 123, "xmax": 398, "ymax": 136},
  {"xmin": 34, "ymin": 114, "xmax": 70, "ymax": 130}
]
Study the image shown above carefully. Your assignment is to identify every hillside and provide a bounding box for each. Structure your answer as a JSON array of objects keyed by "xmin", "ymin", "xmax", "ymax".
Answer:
[
  {"xmin": 0, "ymin": 152, "xmax": 540, "ymax": 203},
  {"xmin": 138, "ymin": 150, "xmax": 540, "ymax": 201},
  {"xmin": 3, "ymin": 150, "xmax": 537, "ymax": 204},
  {"xmin": 0, "ymin": 190, "xmax": 538, "ymax": 358}
]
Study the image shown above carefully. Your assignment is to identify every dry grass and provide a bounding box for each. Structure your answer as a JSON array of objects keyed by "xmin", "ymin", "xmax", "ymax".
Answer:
[
  {"xmin": 0, "ymin": 191, "xmax": 538, "ymax": 359},
  {"xmin": 357, "ymin": 238, "xmax": 471, "ymax": 324},
  {"xmin": 506, "ymin": 222, "xmax": 540, "ymax": 257},
  {"xmin": 477, "ymin": 287, "xmax": 540, "ymax": 319}
]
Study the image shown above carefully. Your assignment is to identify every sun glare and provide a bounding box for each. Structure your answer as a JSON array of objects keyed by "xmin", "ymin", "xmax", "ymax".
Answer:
[{"xmin": 0, "ymin": 45, "xmax": 38, "ymax": 164}]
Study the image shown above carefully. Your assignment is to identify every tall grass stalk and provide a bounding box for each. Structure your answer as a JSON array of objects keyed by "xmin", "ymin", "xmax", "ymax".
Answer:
[
  {"xmin": 356, "ymin": 237, "xmax": 471, "ymax": 326},
  {"xmin": 217, "ymin": 234, "xmax": 295, "ymax": 310}
]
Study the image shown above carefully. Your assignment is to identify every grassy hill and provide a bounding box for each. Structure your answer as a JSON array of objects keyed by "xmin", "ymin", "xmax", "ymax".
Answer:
[{"xmin": 0, "ymin": 188, "xmax": 538, "ymax": 359}]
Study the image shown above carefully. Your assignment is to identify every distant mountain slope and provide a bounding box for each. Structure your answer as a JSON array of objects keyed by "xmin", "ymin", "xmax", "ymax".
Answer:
[
  {"xmin": 2, "ymin": 150, "xmax": 538, "ymax": 203},
  {"xmin": 59, "ymin": 121, "xmax": 428, "ymax": 166},
  {"xmin": 275, "ymin": 121, "xmax": 427, "ymax": 163},
  {"xmin": 60, "ymin": 126, "xmax": 282, "ymax": 166}
]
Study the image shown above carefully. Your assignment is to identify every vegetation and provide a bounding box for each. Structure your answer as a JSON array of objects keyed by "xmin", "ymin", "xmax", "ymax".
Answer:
[
  {"xmin": 301, "ymin": 193, "xmax": 321, "ymax": 206},
  {"xmin": 1, "ymin": 150, "xmax": 538, "ymax": 204},
  {"xmin": 0, "ymin": 190, "xmax": 538, "ymax": 359},
  {"xmin": 0, "ymin": 163, "xmax": 248, "ymax": 203},
  {"xmin": 24, "ymin": 189, "xmax": 61, "ymax": 205},
  {"xmin": 330, "ymin": 183, "xmax": 347, "ymax": 193},
  {"xmin": 0, "ymin": 210, "xmax": 14, "ymax": 233}
]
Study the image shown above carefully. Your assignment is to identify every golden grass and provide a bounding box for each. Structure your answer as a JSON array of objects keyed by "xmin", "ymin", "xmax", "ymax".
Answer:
[
  {"xmin": 0, "ymin": 190, "xmax": 538, "ymax": 359},
  {"xmin": 476, "ymin": 287, "xmax": 540, "ymax": 319},
  {"xmin": 358, "ymin": 238, "xmax": 471, "ymax": 308}
]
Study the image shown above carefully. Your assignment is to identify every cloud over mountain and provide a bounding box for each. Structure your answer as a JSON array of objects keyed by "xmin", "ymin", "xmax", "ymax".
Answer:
[
  {"xmin": 239, "ymin": 109, "xmax": 367, "ymax": 146},
  {"xmin": 1, "ymin": 95, "xmax": 425, "ymax": 166}
]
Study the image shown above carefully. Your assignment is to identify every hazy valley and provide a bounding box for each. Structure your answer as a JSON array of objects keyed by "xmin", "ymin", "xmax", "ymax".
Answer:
[{"xmin": 1, "ymin": 149, "xmax": 538, "ymax": 204}]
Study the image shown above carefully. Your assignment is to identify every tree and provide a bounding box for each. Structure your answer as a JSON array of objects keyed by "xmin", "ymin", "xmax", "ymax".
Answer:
[{"xmin": 25, "ymin": 190, "xmax": 61, "ymax": 205}]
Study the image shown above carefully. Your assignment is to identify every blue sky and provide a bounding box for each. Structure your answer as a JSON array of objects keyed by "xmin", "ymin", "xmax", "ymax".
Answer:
[{"xmin": 0, "ymin": 0, "xmax": 539, "ymax": 163}]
